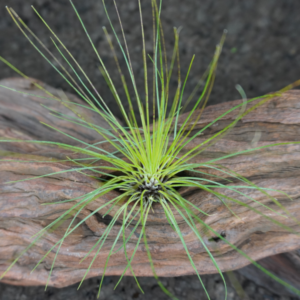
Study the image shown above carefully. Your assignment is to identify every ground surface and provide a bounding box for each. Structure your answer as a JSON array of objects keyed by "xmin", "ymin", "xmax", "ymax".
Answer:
[
  {"xmin": 0, "ymin": 273, "xmax": 299, "ymax": 300},
  {"xmin": 0, "ymin": 0, "xmax": 300, "ymax": 299}
]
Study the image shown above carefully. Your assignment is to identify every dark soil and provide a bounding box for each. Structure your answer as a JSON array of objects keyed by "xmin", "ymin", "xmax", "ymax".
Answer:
[
  {"xmin": 0, "ymin": 273, "xmax": 298, "ymax": 300},
  {"xmin": 0, "ymin": 0, "xmax": 300, "ymax": 299}
]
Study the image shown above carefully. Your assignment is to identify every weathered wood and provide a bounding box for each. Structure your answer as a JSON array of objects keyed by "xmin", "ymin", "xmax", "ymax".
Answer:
[
  {"xmin": 0, "ymin": 77, "xmax": 300, "ymax": 288},
  {"xmin": 238, "ymin": 250, "xmax": 300, "ymax": 296}
]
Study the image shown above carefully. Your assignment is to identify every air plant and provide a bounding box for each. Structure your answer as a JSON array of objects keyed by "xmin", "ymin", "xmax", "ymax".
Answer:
[{"xmin": 0, "ymin": 0, "xmax": 300, "ymax": 299}]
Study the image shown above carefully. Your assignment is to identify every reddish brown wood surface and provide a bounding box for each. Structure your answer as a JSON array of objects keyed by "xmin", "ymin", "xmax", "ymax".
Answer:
[{"xmin": 0, "ymin": 78, "xmax": 300, "ymax": 288}]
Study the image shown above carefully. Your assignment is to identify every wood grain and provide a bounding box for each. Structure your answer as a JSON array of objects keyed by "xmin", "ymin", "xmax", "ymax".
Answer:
[{"xmin": 0, "ymin": 78, "xmax": 300, "ymax": 288}]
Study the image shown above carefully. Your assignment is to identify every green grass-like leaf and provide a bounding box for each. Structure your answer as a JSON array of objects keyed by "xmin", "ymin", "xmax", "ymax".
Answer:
[{"xmin": 1, "ymin": 0, "xmax": 300, "ymax": 299}]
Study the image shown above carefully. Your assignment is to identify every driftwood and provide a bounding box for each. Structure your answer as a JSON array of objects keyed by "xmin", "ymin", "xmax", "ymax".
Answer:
[
  {"xmin": 0, "ymin": 77, "xmax": 300, "ymax": 289},
  {"xmin": 238, "ymin": 250, "xmax": 300, "ymax": 296}
]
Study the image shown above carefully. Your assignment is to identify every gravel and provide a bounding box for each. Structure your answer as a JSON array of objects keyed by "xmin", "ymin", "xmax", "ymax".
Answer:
[{"xmin": 1, "ymin": 273, "xmax": 299, "ymax": 300}]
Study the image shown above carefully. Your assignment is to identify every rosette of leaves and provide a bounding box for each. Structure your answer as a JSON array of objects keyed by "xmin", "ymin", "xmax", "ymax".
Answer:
[{"xmin": 0, "ymin": 0, "xmax": 300, "ymax": 299}]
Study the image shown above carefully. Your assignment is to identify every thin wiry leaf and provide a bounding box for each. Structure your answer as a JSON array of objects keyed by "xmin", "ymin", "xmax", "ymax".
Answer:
[{"xmin": 1, "ymin": 0, "xmax": 300, "ymax": 299}]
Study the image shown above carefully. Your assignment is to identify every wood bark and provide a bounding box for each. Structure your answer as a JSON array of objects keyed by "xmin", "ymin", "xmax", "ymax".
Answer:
[{"xmin": 0, "ymin": 77, "xmax": 300, "ymax": 288}]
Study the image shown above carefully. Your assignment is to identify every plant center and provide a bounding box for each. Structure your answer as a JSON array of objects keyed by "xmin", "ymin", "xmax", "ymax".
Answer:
[{"xmin": 137, "ymin": 174, "xmax": 162, "ymax": 202}]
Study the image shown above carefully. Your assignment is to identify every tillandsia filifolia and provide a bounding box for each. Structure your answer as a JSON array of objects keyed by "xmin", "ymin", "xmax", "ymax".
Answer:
[{"xmin": 0, "ymin": 0, "xmax": 300, "ymax": 299}]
